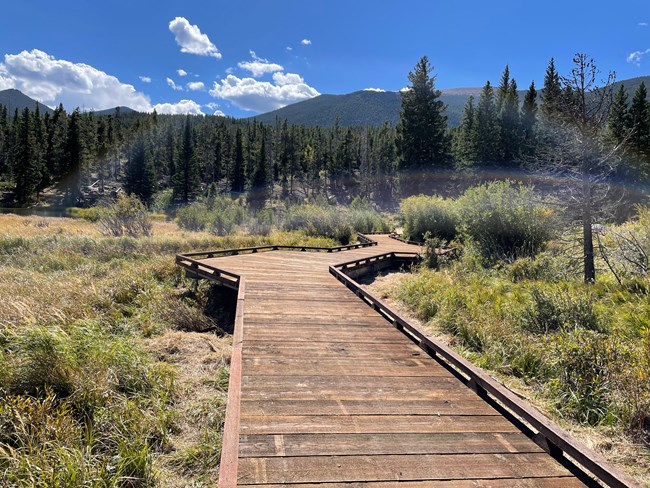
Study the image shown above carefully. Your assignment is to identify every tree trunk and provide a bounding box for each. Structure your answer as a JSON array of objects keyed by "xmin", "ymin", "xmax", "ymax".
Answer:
[{"xmin": 583, "ymin": 177, "xmax": 596, "ymax": 283}]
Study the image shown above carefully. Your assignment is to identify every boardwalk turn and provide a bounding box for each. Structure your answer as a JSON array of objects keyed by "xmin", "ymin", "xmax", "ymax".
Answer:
[{"xmin": 179, "ymin": 235, "xmax": 630, "ymax": 487}]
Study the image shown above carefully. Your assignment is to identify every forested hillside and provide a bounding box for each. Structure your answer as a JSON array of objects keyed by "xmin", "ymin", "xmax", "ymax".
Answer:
[{"xmin": 1, "ymin": 57, "xmax": 649, "ymax": 212}]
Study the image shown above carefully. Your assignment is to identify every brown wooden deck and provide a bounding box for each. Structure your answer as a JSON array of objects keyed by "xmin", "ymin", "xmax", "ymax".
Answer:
[{"xmin": 177, "ymin": 235, "xmax": 638, "ymax": 488}]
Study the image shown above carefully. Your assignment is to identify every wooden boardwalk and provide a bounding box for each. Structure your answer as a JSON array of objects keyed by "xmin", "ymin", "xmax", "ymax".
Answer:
[{"xmin": 177, "ymin": 235, "xmax": 637, "ymax": 488}]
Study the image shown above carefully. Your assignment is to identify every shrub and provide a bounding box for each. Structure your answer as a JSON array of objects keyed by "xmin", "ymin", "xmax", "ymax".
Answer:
[
  {"xmin": 456, "ymin": 181, "xmax": 555, "ymax": 261},
  {"xmin": 400, "ymin": 195, "xmax": 457, "ymax": 242},
  {"xmin": 98, "ymin": 194, "xmax": 152, "ymax": 237},
  {"xmin": 177, "ymin": 203, "xmax": 211, "ymax": 232},
  {"xmin": 283, "ymin": 204, "xmax": 354, "ymax": 244}
]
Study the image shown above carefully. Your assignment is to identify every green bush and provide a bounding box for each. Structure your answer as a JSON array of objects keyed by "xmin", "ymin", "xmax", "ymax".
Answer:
[
  {"xmin": 456, "ymin": 181, "xmax": 555, "ymax": 261},
  {"xmin": 177, "ymin": 203, "xmax": 212, "ymax": 232},
  {"xmin": 400, "ymin": 195, "xmax": 457, "ymax": 242},
  {"xmin": 283, "ymin": 204, "xmax": 354, "ymax": 245},
  {"xmin": 98, "ymin": 194, "xmax": 153, "ymax": 237}
]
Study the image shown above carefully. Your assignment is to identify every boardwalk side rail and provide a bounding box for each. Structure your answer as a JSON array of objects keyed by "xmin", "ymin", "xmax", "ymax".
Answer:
[{"xmin": 329, "ymin": 254, "xmax": 640, "ymax": 488}]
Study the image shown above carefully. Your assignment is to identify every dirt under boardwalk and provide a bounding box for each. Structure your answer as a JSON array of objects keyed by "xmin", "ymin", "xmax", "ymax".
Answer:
[{"xmin": 197, "ymin": 235, "xmax": 588, "ymax": 487}]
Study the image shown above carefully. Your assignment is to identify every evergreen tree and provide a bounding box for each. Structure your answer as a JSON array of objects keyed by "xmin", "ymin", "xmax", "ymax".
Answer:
[
  {"xmin": 0, "ymin": 105, "xmax": 8, "ymax": 177},
  {"xmin": 521, "ymin": 81, "xmax": 538, "ymax": 148},
  {"xmin": 627, "ymin": 82, "xmax": 650, "ymax": 179},
  {"xmin": 249, "ymin": 128, "xmax": 269, "ymax": 210},
  {"xmin": 172, "ymin": 116, "xmax": 200, "ymax": 202},
  {"xmin": 454, "ymin": 96, "xmax": 476, "ymax": 167},
  {"xmin": 12, "ymin": 108, "xmax": 42, "ymax": 204},
  {"xmin": 607, "ymin": 84, "xmax": 629, "ymax": 146},
  {"xmin": 496, "ymin": 65, "xmax": 511, "ymax": 113},
  {"xmin": 396, "ymin": 56, "xmax": 450, "ymax": 195},
  {"xmin": 473, "ymin": 81, "xmax": 501, "ymax": 165},
  {"xmin": 541, "ymin": 58, "xmax": 562, "ymax": 119},
  {"xmin": 124, "ymin": 136, "xmax": 156, "ymax": 202},
  {"xmin": 231, "ymin": 126, "xmax": 245, "ymax": 193},
  {"xmin": 63, "ymin": 108, "xmax": 84, "ymax": 205},
  {"xmin": 499, "ymin": 76, "xmax": 522, "ymax": 165}
]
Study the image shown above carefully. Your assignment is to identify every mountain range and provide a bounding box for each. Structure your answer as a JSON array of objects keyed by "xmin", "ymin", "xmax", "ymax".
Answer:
[{"xmin": 1, "ymin": 75, "xmax": 649, "ymax": 127}]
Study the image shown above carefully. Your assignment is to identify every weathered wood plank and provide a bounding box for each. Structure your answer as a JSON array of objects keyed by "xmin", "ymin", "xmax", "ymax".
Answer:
[
  {"xmin": 239, "ymin": 399, "xmax": 496, "ymax": 416},
  {"xmin": 239, "ymin": 415, "xmax": 519, "ymax": 434},
  {"xmin": 238, "ymin": 432, "xmax": 544, "ymax": 457},
  {"xmin": 237, "ymin": 453, "xmax": 575, "ymax": 484},
  {"xmin": 247, "ymin": 479, "xmax": 587, "ymax": 488}
]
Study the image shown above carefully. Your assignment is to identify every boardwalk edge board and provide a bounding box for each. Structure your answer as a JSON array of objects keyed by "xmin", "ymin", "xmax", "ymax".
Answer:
[{"xmin": 329, "ymin": 254, "xmax": 640, "ymax": 488}]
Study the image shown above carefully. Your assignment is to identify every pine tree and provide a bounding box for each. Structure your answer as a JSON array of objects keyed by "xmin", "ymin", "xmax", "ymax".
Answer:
[
  {"xmin": 396, "ymin": 56, "xmax": 450, "ymax": 195},
  {"xmin": 454, "ymin": 96, "xmax": 476, "ymax": 167},
  {"xmin": 12, "ymin": 107, "xmax": 42, "ymax": 205},
  {"xmin": 0, "ymin": 105, "xmax": 8, "ymax": 178},
  {"xmin": 541, "ymin": 58, "xmax": 562, "ymax": 119},
  {"xmin": 627, "ymin": 82, "xmax": 650, "ymax": 178},
  {"xmin": 499, "ymin": 77, "xmax": 522, "ymax": 165},
  {"xmin": 496, "ymin": 65, "xmax": 511, "ymax": 113},
  {"xmin": 521, "ymin": 81, "xmax": 538, "ymax": 148},
  {"xmin": 607, "ymin": 84, "xmax": 628, "ymax": 146},
  {"xmin": 63, "ymin": 108, "xmax": 83, "ymax": 205},
  {"xmin": 249, "ymin": 128, "xmax": 269, "ymax": 210},
  {"xmin": 124, "ymin": 136, "xmax": 156, "ymax": 203},
  {"xmin": 231, "ymin": 126, "xmax": 245, "ymax": 193},
  {"xmin": 473, "ymin": 81, "xmax": 501, "ymax": 165},
  {"xmin": 172, "ymin": 115, "xmax": 200, "ymax": 203}
]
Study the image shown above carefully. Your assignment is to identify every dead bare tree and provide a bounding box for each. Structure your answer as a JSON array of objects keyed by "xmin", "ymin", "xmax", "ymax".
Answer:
[{"xmin": 531, "ymin": 54, "xmax": 622, "ymax": 283}]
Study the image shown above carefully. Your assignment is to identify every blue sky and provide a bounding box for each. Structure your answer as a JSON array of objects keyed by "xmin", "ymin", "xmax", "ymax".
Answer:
[{"xmin": 0, "ymin": 0, "xmax": 648, "ymax": 117}]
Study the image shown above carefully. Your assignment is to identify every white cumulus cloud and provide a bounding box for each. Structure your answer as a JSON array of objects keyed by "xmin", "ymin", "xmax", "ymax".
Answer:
[
  {"xmin": 166, "ymin": 77, "xmax": 184, "ymax": 91},
  {"xmin": 187, "ymin": 81, "xmax": 205, "ymax": 91},
  {"xmin": 301, "ymin": 39, "xmax": 312, "ymax": 45},
  {"xmin": 0, "ymin": 49, "xmax": 151, "ymax": 111},
  {"xmin": 153, "ymin": 99, "xmax": 204, "ymax": 115},
  {"xmin": 139, "ymin": 76, "xmax": 152, "ymax": 83},
  {"xmin": 209, "ymin": 72, "xmax": 320, "ymax": 112},
  {"xmin": 364, "ymin": 87, "xmax": 385, "ymax": 92},
  {"xmin": 627, "ymin": 48, "xmax": 650, "ymax": 66},
  {"xmin": 237, "ymin": 50, "xmax": 284, "ymax": 77},
  {"xmin": 168, "ymin": 17, "xmax": 222, "ymax": 59},
  {"xmin": 177, "ymin": 69, "xmax": 188, "ymax": 77}
]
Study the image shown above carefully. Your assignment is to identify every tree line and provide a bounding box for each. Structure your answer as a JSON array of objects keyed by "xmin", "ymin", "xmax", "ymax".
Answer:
[{"xmin": 1, "ymin": 54, "xmax": 649, "ymax": 211}]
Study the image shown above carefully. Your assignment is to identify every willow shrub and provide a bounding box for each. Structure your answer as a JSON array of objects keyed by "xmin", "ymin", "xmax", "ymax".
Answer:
[
  {"xmin": 400, "ymin": 195, "xmax": 457, "ymax": 242},
  {"xmin": 456, "ymin": 181, "xmax": 556, "ymax": 262}
]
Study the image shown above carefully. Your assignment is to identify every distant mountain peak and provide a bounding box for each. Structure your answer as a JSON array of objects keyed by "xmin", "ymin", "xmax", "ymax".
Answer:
[{"xmin": 0, "ymin": 89, "xmax": 53, "ymax": 114}]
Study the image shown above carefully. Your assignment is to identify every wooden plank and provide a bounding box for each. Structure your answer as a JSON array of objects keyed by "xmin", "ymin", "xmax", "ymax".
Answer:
[
  {"xmin": 239, "ymin": 414, "xmax": 519, "ymax": 434},
  {"xmin": 241, "ymin": 375, "xmax": 460, "ymax": 389},
  {"xmin": 242, "ymin": 342, "xmax": 426, "ymax": 359},
  {"xmin": 242, "ymin": 329, "xmax": 407, "ymax": 343},
  {"xmin": 239, "ymin": 432, "xmax": 544, "ymax": 457},
  {"xmin": 247, "ymin": 478, "xmax": 587, "ymax": 488},
  {"xmin": 241, "ymin": 385, "xmax": 482, "ymax": 402},
  {"xmin": 241, "ymin": 358, "xmax": 449, "ymax": 377},
  {"xmin": 239, "ymin": 399, "xmax": 496, "ymax": 416},
  {"xmin": 217, "ymin": 278, "xmax": 245, "ymax": 488},
  {"xmin": 237, "ymin": 453, "xmax": 575, "ymax": 484}
]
